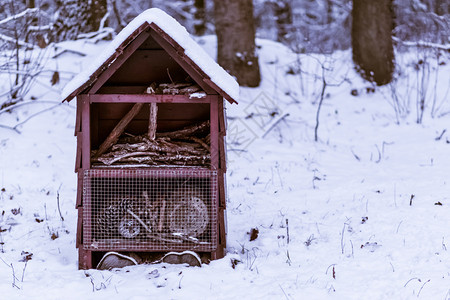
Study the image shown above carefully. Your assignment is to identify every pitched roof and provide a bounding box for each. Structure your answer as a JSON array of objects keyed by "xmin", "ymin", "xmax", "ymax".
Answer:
[{"xmin": 61, "ymin": 8, "xmax": 239, "ymax": 103}]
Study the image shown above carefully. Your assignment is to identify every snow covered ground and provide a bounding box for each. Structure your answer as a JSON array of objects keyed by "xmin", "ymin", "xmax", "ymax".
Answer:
[{"xmin": 0, "ymin": 35, "xmax": 449, "ymax": 299}]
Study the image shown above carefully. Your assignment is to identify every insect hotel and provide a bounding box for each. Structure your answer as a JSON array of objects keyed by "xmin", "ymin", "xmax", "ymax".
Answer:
[{"xmin": 62, "ymin": 9, "xmax": 238, "ymax": 269}]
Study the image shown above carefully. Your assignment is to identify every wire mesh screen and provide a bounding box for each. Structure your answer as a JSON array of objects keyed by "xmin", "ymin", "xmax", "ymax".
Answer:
[{"xmin": 83, "ymin": 169, "xmax": 218, "ymax": 252}]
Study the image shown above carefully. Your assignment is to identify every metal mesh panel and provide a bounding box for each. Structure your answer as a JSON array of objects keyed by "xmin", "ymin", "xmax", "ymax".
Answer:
[{"xmin": 83, "ymin": 169, "xmax": 218, "ymax": 252}]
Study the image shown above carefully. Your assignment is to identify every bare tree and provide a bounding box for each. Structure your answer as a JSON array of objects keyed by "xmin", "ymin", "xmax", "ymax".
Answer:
[
  {"xmin": 53, "ymin": 0, "xmax": 107, "ymax": 42},
  {"xmin": 214, "ymin": 0, "xmax": 261, "ymax": 87},
  {"xmin": 352, "ymin": 0, "xmax": 395, "ymax": 85},
  {"xmin": 273, "ymin": 0, "xmax": 292, "ymax": 43},
  {"xmin": 193, "ymin": 0, "xmax": 206, "ymax": 35}
]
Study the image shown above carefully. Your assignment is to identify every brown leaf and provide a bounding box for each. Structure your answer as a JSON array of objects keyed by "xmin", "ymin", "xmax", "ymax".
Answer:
[
  {"xmin": 249, "ymin": 227, "xmax": 259, "ymax": 241},
  {"xmin": 36, "ymin": 34, "xmax": 47, "ymax": 49},
  {"xmin": 51, "ymin": 71, "xmax": 60, "ymax": 86}
]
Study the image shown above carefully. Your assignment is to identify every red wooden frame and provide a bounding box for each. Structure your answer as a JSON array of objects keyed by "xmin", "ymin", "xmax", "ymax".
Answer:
[{"xmin": 71, "ymin": 20, "xmax": 233, "ymax": 269}]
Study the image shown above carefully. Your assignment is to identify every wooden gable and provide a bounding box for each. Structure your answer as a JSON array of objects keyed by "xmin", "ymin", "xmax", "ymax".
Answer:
[{"xmin": 63, "ymin": 22, "xmax": 237, "ymax": 104}]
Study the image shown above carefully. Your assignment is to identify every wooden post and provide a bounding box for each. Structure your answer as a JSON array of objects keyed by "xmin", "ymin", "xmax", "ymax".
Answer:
[
  {"xmin": 148, "ymin": 103, "xmax": 158, "ymax": 140},
  {"xmin": 94, "ymin": 103, "xmax": 144, "ymax": 158}
]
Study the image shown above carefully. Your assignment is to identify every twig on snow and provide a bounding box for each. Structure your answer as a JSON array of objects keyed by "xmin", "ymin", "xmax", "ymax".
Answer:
[
  {"xmin": 11, "ymin": 263, "xmax": 20, "ymax": 289},
  {"xmin": 57, "ymin": 184, "xmax": 64, "ymax": 222},
  {"xmin": 262, "ymin": 113, "xmax": 290, "ymax": 138},
  {"xmin": 12, "ymin": 103, "xmax": 61, "ymax": 130},
  {"xmin": 404, "ymin": 277, "xmax": 420, "ymax": 287},
  {"xmin": 0, "ymin": 124, "xmax": 20, "ymax": 134},
  {"xmin": 417, "ymin": 279, "xmax": 430, "ymax": 297}
]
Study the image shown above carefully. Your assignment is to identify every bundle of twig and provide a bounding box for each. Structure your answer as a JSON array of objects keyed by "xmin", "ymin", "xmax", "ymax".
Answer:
[{"xmin": 93, "ymin": 121, "xmax": 210, "ymax": 167}]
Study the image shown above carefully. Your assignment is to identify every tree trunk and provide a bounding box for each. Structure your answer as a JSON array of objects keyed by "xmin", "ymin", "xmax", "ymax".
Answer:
[
  {"xmin": 26, "ymin": 0, "xmax": 35, "ymax": 8},
  {"xmin": 273, "ymin": 0, "xmax": 293, "ymax": 43},
  {"xmin": 86, "ymin": 0, "xmax": 107, "ymax": 32},
  {"xmin": 435, "ymin": 0, "xmax": 448, "ymax": 15},
  {"xmin": 53, "ymin": 0, "xmax": 107, "ymax": 41},
  {"xmin": 194, "ymin": 0, "xmax": 206, "ymax": 36},
  {"xmin": 214, "ymin": 0, "xmax": 261, "ymax": 87},
  {"xmin": 352, "ymin": 0, "xmax": 395, "ymax": 86}
]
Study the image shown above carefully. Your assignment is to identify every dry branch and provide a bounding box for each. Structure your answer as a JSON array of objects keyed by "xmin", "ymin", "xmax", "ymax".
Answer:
[
  {"xmin": 94, "ymin": 103, "xmax": 144, "ymax": 158},
  {"xmin": 157, "ymin": 120, "xmax": 209, "ymax": 139},
  {"xmin": 148, "ymin": 103, "xmax": 158, "ymax": 140}
]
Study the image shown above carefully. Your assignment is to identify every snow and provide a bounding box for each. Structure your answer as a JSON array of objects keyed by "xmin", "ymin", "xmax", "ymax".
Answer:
[
  {"xmin": 61, "ymin": 8, "xmax": 239, "ymax": 102},
  {"xmin": 1, "ymin": 33, "xmax": 450, "ymax": 299}
]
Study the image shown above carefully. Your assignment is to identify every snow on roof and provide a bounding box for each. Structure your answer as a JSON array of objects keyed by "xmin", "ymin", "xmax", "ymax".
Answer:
[{"xmin": 61, "ymin": 8, "xmax": 239, "ymax": 102}]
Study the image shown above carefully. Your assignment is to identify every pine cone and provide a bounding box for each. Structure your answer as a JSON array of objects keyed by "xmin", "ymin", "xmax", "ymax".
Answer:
[{"xmin": 96, "ymin": 197, "xmax": 134, "ymax": 238}]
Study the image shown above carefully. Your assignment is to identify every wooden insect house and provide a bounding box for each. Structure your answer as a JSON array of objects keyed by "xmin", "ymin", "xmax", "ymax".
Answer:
[{"xmin": 62, "ymin": 9, "xmax": 238, "ymax": 269}]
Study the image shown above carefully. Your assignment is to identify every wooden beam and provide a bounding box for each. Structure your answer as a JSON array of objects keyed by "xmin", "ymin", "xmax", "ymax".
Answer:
[
  {"xmin": 89, "ymin": 94, "xmax": 210, "ymax": 103},
  {"xmin": 80, "ymin": 95, "xmax": 91, "ymax": 169},
  {"xmin": 210, "ymin": 96, "xmax": 219, "ymax": 170}
]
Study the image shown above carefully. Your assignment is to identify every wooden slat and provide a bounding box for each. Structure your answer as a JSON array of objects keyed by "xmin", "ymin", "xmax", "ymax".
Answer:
[
  {"xmin": 89, "ymin": 94, "xmax": 210, "ymax": 104},
  {"xmin": 218, "ymin": 97, "xmax": 226, "ymax": 135},
  {"xmin": 78, "ymin": 248, "xmax": 92, "ymax": 270},
  {"xmin": 91, "ymin": 104, "xmax": 99, "ymax": 148},
  {"xmin": 219, "ymin": 134, "xmax": 226, "ymax": 172},
  {"xmin": 76, "ymin": 206, "xmax": 83, "ymax": 247},
  {"xmin": 76, "ymin": 172, "xmax": 83, "ymax": 207},
  {"xmin": 75, "ymin": 138, "xmax": 82, "ymax": 173},
  {"xmin": 218, "ymin": 207, "xmax": 226, "ymax": 248},
  {"xmin": 75, "ymin": 97, "xmax": 81, "ymax": 136},
  {"xmin": 210, "ymin": 97, "xmax": 219, "ymax": 170},
  {"xmin": 80, "ymin": 95, "xmax": 91, "ymax": 169},
  {"xmin": 218, "ymin": 170, "xmax": 226, "ymax": 208}
]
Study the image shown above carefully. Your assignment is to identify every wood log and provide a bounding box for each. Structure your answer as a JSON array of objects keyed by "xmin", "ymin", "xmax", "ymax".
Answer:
[
  {"xmin": 148, "ymin": 103, "xmax": 158, "ymax": 140},
  {"xmin": 97, "ymin": 151, "xmax": 159, "ymax": 165},
  {"xmin": 111, "ymin": 139, "xmax": 205, "ymax": 156},
  {"xmin": 93, "ymin": 103, "xmax": 144, "ymax": 159},
  {"xmin": 157, "ymin": 120, "xmax": 209, "ymax": 140},
  {"xmin": 190, "ymin": 136, "xmax": 210, "ymax": 151}
]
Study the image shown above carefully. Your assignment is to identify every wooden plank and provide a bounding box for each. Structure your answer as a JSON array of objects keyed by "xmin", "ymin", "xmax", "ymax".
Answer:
[
  {"xmin": 219, "ymin": 134, "xmax": 226, "ymax": 172},
  {"xmin": 78, "ymin": 248, "xmax": 92, "ymax": 270},
  {"xmin": 210, "ymin": 97, "xmax": 219, "ymax": 170},
  {"xmin": 75, "ymin": 97, "xmax": 81, "ymax": 136},
  {"xmin": 75, "ymin": 136, "xmax": 82, "ymax": 173},
  {"xmin": 91, "ymin": 104, "xmax": 99, "ymax": 148},
  {"xmin": 218, "ymin": 170, "xmax": 226, "ymax": 208},
  {"xmin": 89, "ymin": 94, "xmax": 210, "ymax": 104},
  {"xmin": 76, "ymin": 207, "xmax": 83, "ymax": 247},
  {"xmin": 87, "ymin": 28, "xmax": 151, "ymax": 94},
  {"xmin": 80, "ymin": 95, "xmax": 91, "ymax": 169},
  {"xmin": 218, "ymin": 97, "xmax": 226, "ymax": 135},
  {"xmin": 218, "ymin": 207, "xmax": 226, "ymax": 248},
  {"xmin": 76, "ymin": 172, "xmax": 83, "ymax": 207}
]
